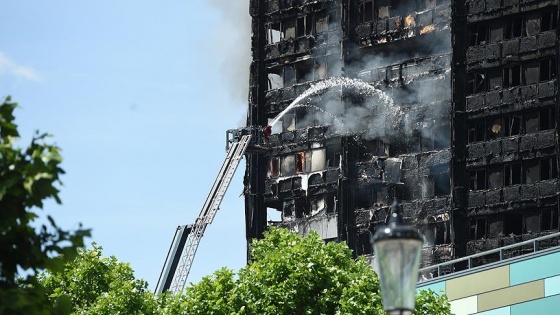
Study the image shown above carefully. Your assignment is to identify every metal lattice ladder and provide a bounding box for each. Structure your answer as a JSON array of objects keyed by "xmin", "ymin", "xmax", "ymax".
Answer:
[{"xmin": 155, "ymin": 134, "xmax": 251, "ymax": 294}]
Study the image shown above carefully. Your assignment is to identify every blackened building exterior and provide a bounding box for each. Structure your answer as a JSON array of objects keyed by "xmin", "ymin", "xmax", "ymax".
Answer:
[{"xmin": 244, "ymin": 0, "xmax": 559, "ymax": 269}]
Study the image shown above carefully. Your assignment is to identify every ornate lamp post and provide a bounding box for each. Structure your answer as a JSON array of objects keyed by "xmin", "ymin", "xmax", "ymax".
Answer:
[{"xmin": 371, "ymin": 207, "xmax": 423, "ymax": 315}]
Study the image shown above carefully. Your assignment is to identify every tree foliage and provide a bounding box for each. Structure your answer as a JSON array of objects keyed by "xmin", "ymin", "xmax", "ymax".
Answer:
[
  {"xmin": 40, "ymin": 244, "xmax": 158, "ymax": 314},
  {"xmin": 0, "ymin": 96, "xmax": 90, "ymax": 314},
  {"xmin": 179, "ymin": 227, "xmax": 451, "ymax": 315},
  {"xmin": 40, "ymin": 228, "xmax": 450, "ymax": 314}
]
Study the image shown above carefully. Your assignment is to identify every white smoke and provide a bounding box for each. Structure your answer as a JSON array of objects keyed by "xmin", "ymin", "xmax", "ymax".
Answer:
[{"xmin": 207, "ymin": 0, "xmax": 251, "ymax": 104}]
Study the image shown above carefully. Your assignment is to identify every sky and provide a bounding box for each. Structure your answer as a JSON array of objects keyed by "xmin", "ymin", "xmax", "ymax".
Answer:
[{"xmin": 1, "ymin": 1, "xmax": 258, "ymax": 290}]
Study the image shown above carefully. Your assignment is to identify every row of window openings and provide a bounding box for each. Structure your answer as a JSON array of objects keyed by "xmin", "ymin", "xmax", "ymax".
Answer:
[
  {"xmin": 467, "ymin": 107, "xmax": 556, "ymax": 143},
  {"xmin": 359, "ymin": 0, "xmax": 449, "ymax": 24},
  {"xmin": 469, "ymin": 158, "xmax": 558, "ymax": 191},
  {"xmin": 281, "ymin": 196, "xmax": 336, "ymax": 219},
  {"xmin": 467, "ymin": 59, "xmax": 557, "ymax": 95},
  {"xmin": 268, "ymin": 57, "xmax": 336, "ymax": 90},
  {"xmin": 470, "ymin": 208, "xmax": 559, "ymax": 240},
  {"xmin": 267, "ymin": 149, "xmax": 341, "ymax": 178},
  {"xmin": 266, "ymin": 10, "xmax": 338, "ymax": 45},
  {"xmin": 470, "ymin": 9, "xmax": 558, "ymax": 46}
]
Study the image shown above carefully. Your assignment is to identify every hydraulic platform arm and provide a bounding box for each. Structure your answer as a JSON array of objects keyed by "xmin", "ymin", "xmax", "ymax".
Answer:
[{"xmin": 155, "ymin": 134, "xmax": 252, "ymax": 294}]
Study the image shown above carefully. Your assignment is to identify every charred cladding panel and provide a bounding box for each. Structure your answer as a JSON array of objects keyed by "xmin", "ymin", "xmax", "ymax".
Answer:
[{"xmin": 246, "ymin": 0, "xmax": 558, "ymax": 270}]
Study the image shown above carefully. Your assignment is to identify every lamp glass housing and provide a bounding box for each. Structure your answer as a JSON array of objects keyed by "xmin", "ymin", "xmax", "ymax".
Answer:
[
  {"xmin": 372, "ymin": 211, "xmax": 423, "ymax": 315},
  {"xmin": 374, "ymin": 237, "xmax": 422, "ymax": 314}
]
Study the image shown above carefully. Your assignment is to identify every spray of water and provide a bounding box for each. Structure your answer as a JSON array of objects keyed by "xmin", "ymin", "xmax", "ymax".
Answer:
[{"xmin": 268, "ymin": 77, "xmax": 398, "ymax": 140}]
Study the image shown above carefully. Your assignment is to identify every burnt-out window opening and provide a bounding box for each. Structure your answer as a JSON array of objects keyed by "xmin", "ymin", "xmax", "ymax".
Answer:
[
  {"xmin": 271, "ymin": 157, "xmax": 280, "ymax": 177},
  {"xmin": 267, "ymin": 22, "xmax": 282, "ymax": 44},
  {"xmin": 469, "ymin": 169, "xmax": 487, "ymax": 191},
  {"xmin": 540, "ymin": 58, "xmax": 557, "ymax": 81},
  {"xmin": 525, "ymin": 211, "xmax": 541, "ymax": 233},
  {"xmin": 541, "ymin": 9, "xmax": 558, "ymax": 31},
  {"xmin": 310, "ymin": 196, "xmax": 326, "ymax": 215},
  {"xmin": 488, "ymin": 165, "xmax": 503, "ymax": 189},
  {"xmin": 328, "ymin": 9, "xmax": 340, "ymax": 31},
  {"xmin": 389, "ymin": 0, "xmax": 407, "ymax": 17},
  {"xmin": 505, "ymin": 16, "xmax": 523, "ymax": 39},
  {"xmin": 282, "ymin": 111, "xmax": 296, "ymax": 131},
  {"xmin": 524, "ymin": 111, "xmax": 539, "ymax": 134},
  {"xmin": 507, "ymin": 115, "xmax": 522, "ymax": 136},
  {"xmin": 295, "ymin": 152, "xmax": 305, "ymax": 173},
  {"xmin": 282, "ymin": 19, "xmax": 296, "ymax": 40},
  {"xmin": 524, "ymin": 61, "xmax": 540, "ymax": 85},
  {"xmin": 315, "ymin": 12, "xmax": 329, "ymax": 33},
  {"xmin": 355, "ymin": 186, "xmax": 374, "ymax": 209},
  {"xmin": 432, "ymin": 164, "xmax": 450, "ymax": 196},
  {"xmin": 540, "ymin": 157, "xmax": 558, "ymax": 180},
  {"xmin": 283, "ymin": 200, "xmax": 295, "ymax": 218},
  {"xmin": 524, "ymin": 159, "xmax": 540, "ymax": 184},
  {"xmin": 295, "ymin": 59, "xmax": 314, "ymax": 84},
  {"xmin": 314, "ymin": 57, "xmax": 328, "ymax": 80},
  {"xmin": 281, "ymin": 155, "xmax": 296, "ymax": 176},
  {"xmin": 541, "ymin": 208, "xmax": 559, "ymax": 231},
  {"xmin": 469, "ymin": 24, "xmax": 488, "ymax": 46},
  {"xmin": 326, "ymin": 146, "xmax": 341, "ymax": 168},
  {"xmin": 310, "ymin": 148, "xmax": 326, "ymax": 172},
  {"xmin": 297, "ymin": 15, "xmax": 313, "ymax": 37},
  {"xmin": 524, "ymin": 12, "xmax": 541, "ymax": 36},
  {"xmin": 357, "ymin": 233, "xmax": 373, "ymax": 255},
  {"xmin": 470, "ymin": 217, "xmax": 487, "ymax": 240},
  {"xmin": 504, "ymin": 212, "xmax": 523, "ymax": 235},
  {"xmin": 489, "ymin": 20, "xmax": 504, "ymax": 43},
  {"xmin": 360, "ymin": 1, "xmax": 374, "ymax": 23},
  {"xmin": 504, "ymin": 163, "xmax": 522, "ymax": 186},
  {"xmin": 503, "ymin": 64, "xmax": 521, "ymax": 88},
  {"xmin": 487, "ymin": 117, "xmax": 504, "ymax": 140},
  {"xmin": 268, "ymin": 67, "xmax": 284, "ymax": 90},
  {"xmin": 540, "ymin": 107, "xmax": 556, "ymax": 130},
  {"xmin": 378, "ymin": 0, "xmax": 389, "ymax": 19},
  {"xmin": 468, "ymin": 120, "xmax": 486, "ymax": 143},
  {"xmin": 467, "ymin": 71, "xmax": 487, "ymax": 95},
  {"xmin": 284, "ymin": 65, "xmax": 296, "ymax": 87}
]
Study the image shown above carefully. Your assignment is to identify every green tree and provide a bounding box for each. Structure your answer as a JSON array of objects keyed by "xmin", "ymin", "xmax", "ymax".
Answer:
[
  {"xmin": 179, "ymin": 227, "xmax": 451, "ymax": 315},
  {"xmin": 40, "ymin": 244, "xmax": 158, "ymax": 314},
  {"xmin": 40, "ymin": 229, "xmax": 450, "ymax": 315},
  {"xmin": 0, "ymin": 96, "xmax": 90, "ymax": 314}
]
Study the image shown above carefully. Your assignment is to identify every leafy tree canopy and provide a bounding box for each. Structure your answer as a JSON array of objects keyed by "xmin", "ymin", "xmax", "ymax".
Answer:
[
  {"xmin": 41, "ymin": 227, "xmax": 450, "ymax": 315},
  {"xmin": 0, "ymin": 96, "xmax": 90, "ymax": 314}
]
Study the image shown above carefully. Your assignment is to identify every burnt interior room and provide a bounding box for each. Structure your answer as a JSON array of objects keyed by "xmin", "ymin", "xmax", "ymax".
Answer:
[{"xmin": 244, "ymin": 0, "xmax": 559, "ymax": 272}]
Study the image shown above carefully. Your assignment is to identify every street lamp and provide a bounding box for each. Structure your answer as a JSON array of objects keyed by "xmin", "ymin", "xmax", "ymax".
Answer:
[{"xmin": 371, "ymin": 207, "xmax": 423, "ymax": 315}]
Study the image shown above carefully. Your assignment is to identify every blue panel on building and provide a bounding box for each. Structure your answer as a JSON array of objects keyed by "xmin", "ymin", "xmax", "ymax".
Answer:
[
  {"xmin": 511, "ymin": 296, "xmax": 560, "ymax": 315},
  {"xmin": 476, "ymin": 306, "xmax": 510, "ymax": 315},
  {"xmin": 545, "ymin": 276, "xmax": 560, "ymax": 297},
  {"xmin": 510, "ymin": 252, "xmax": 560, "ymax": 285}
]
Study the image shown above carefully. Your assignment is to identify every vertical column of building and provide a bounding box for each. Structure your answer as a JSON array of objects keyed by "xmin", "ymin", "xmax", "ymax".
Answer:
[
  {"xmin": 348, "ymin": 0, "xmax": 455, "ymax": 267},
  {"xmin": 245, "ymin": 0, "xmax": 269, "ymax": 254},
  {"xmin": 463, "ymin": 0, "xmax": 559, "ymax": 262}
]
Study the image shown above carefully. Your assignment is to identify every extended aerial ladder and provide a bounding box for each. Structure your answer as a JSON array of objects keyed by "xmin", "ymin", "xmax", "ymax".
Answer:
[{"xmin": 155, "ymin": 133, "xmax": 252, "ymax": 294}]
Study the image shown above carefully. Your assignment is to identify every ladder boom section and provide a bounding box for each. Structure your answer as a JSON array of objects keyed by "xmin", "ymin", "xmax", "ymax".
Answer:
[{"xmin": 155, "ymin": 135, "xmax": 251, "ymax": 294}]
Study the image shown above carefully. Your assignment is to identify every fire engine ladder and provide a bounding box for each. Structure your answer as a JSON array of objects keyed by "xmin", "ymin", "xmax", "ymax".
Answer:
[{"xmin": 155, "ymin": 134, "xmax": 252, "ymax": 295}]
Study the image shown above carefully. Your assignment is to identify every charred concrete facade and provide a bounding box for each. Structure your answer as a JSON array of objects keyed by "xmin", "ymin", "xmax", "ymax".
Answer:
[{"xmin": 244, "ymin": 0, "xmax": 559, "ymax": 269}]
